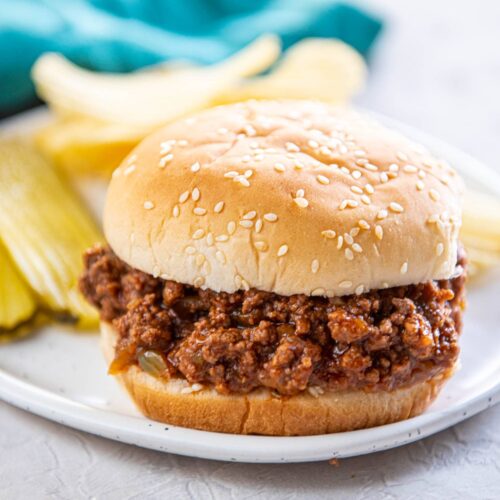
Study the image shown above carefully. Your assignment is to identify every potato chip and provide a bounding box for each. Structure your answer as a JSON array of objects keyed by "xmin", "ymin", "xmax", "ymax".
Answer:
[
  {"xmin": 35, "ymin": 117, "xmax": 145, "ymax": 175},
  {"xmin": 32, "ymin": 35, "xmax": 281, "ymax": 128},
  {"xmin": 213, "ymin": 38, "xmax": 366, "ymax": 104}
]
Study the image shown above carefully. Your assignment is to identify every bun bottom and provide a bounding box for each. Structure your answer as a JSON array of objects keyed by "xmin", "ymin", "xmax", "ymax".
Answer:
[{"xmin": 101, "ymin": 322, "xmax": 452, "ymax": 436}]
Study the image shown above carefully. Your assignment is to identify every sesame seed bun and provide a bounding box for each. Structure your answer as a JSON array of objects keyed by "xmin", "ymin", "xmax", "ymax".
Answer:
[
  {"xmin": 105, "ymin": 100, "xmax": 463, "ymax": 297},
  {"xmin": 101, "ymin": 321, "xmax": 451, "ymax": 436}
]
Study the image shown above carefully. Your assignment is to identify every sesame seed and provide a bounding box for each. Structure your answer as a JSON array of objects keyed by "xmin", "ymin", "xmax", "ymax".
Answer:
[
  {"xmin": 352, "ymin": 243, "xmax": 363, "ymax": 253},
  {"xmin": 354, "ymin": 150, "xmax": 366, "ymax": 157},
  {"xmin": 339, "ymin": 200, "xmax": 348, "ymax": 210},
  {"xmin": 389, "ymin": 163, "xmax": 399, "ymax": 172},
  {"xmin": 396, "ymin": 151, "xmax": 408, "ymax": 161},
  {"xmin": 242, "ymin": 155, "xmax": 252, "ymax": 163},
  {"xmin": 194, "ymin": 277, "xmax": 205, "ymax": 288},
  {"xmin": 436, "ymin": 243, "xmax": 444, "ymax": 256},
  {"xmin": 317, "ymin": 174, "xmax": 330, "ymax": 185},
  {"xmin": 255, "ymin": 219, "xmax": 263, "ymax": 233},
  {"xmin": 159, "ymin": 154, "xmax": 173, "ymax": 167},
  {"xmin": 339, "ymin": 280, "xmax": 353, "ymax": 288},
  {"xmin": 377, "ymin": 210, "xmax": 388, "ymax": 219},
  {"xmin": 400, "ymin": 262, "xmax": 408, "ymax": 274},
  {"xmin": 264, "ymin": 213, "xmax": 278, "ymax": 222},
  {"xmin": 340, "ymin": 166, "xmax": 350, "ymax": 175},
  {"xmin": 192, "ymin": 229, "xmax": 205, "ymax": 239},
  {"xmin": 124, "ymin": 165, "xmax": 136, "ymax": 176},
  {"xmin": 352, "ymin": 170, "xmax": 362, "ymax": 180},
  {"xmin": 416, "ymin": 180, "xmax": 425, "ymax": 191},
  {"xmin": 185, "ymin": 246, "xmax": 196, "ymax": 255},
  {"xmin": 294, "ymin": 161, "xmax": 304, "ymax": 170},
  {"xmin": 364, "ymin": 184, "xmax": 374, "ymax": 194},
  {"xmin": 143, "ymin": 201, "xmax": 154, "ymax": 210},
  {"xmin": 254, "ymin": 241, "xmax": 268, "ymax": 251},
  {"xmin": 347, "ymin": 199, "xmax": 359, "ymax": 208},
  {"xmin": 294, "ymin": 197, "xmax": 309, "ymax": 208},
  {"xmin": 214, "ymin": 201, "xmax": 225, "ymax": 213},
  {"xmin": 358, "ymin": 219, "xmax": 370, "ymax": 230},
  {"xmin": 239, "ymin": 220, "xmax": 253, "ymax": 228},
  {"xmin": 173, "ymin": 205, "xmax": 180, "ymax": 217},
  {"xmin": 345, "ymin": 248, "xmax": 354, "ymax": 260},
  {"xmin": 196, "ymin": 254, "xmax": 205, "ymax": 267},
  {"xmin": 241, "ymin": 279, "xmax": 250, "ymax": 291},
  {"xmin": 375, "ymin": 225, "xmax": 383, "ymax": 240},
  {"xmin": 380, "ymin": 172, "xmax": 389, "ymax": 183},
  {"xmin": 361, "ymin": 195, "xmax": 371, "ymax": 205},
  {"xmin": 321, "ymin": 229, "xmax": 336, "ymax": 239},
  {"xmin": 311, "ymin": 288, "xmax": 325, "ymax": 297},
  {"xmin": 404, "ymin": 164, "xmax": 418, "ymax": 173},
  {"xmin": 215, "ymin": 234, "xmax": 229, "ymax": 242},
  {"xmin": 193, "ymin": 207, "xmax": 206, "ymax": 215},
  {"xmin": 355, "ymin": 285, "xmax": 364, "ymax": 295},
  {"xmin": 356, "ymin": 158, "xmax": 368, "ymax": 166},
  {"xmin": 190, "ymin": 188, "xmax": 201, "ymax": 203},
  {"xmin": 337, "ymin": 235, "xmax": 344, "ymax": 249},
  {"xmin": 389, "ymin": 202, "xmax": 404, "ymax": 213},
  {"xmin": 344, "ymin": 233, "xmax": 354, "ymax": 245},
  {"xmin": 274, "ymin": 162, "xmax": 286, "ymax": 173},
  {"xmin": 277, "ymin": 244, "xmax": 289, "ymax": 257},
  {"xmin": 429, "ymin": 189, "xmax": 440, "ymax": 201},
  {"xmin": 311, "ymin": 259, "xmax": 320, "ymax": 273},
  {"xmin": 253, "ymin": 154, "xmax": 264, "ymax": 161},
  {"xmin": 215, "ymin": 250, "xmax": 226, "ymax": 264},
  {"xmin": 206, "ymin": 233, "xmax": 214, "ymax": 246},
  {"xmin": 224, "ymin": 171, "xmax": 238, "ymax": 178},
  {"xmin": 179, "ymin": 191, "xmax": 189, "ymax": 203},
  {"xmin": 160, "ymin": 143, "xmax": 172, "ymax": 154},
  {"xmin": 191, "ymin": 162, "xmax": 201, "ymax": 172},
  {"xmin": 286, "ymin": 142, "xmax": 300, "ymax": 152},
  {"xmin": 365, "ymin": 163, "xmax": 378, "ymax": 172},
  {"xmin": 418, "ymin": 170, "xmax": 426, "ymax": 179},
  {"xmin": 351, "ymin": 186, "xmax": 363, "ymax": 194},
  {"xmin": 308, "ymin": 139, "xmax": 319, "ymax": 149},
  {"xmin": 227, "ymin": 221, "xmax": 236, "ymax": 234},
  {"xmin": 319, "ymin": 145, "xmax": 332, "ymax": 156},
  {"xmin": 240, "ymin": 211, "xmax": 255, "ymax": 220},
  {"xmin": 296, "ymin": 189, "xmax": 305, "ymax": 198},
  {"xmin": 237, "ymin": 176, "xmax": 250, "ymax": 187}
]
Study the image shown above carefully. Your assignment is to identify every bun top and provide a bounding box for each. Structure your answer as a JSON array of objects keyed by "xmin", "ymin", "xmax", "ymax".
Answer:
[{"xmin": 105, "ymin": 100, "xmax": 463, "ymax": 297}]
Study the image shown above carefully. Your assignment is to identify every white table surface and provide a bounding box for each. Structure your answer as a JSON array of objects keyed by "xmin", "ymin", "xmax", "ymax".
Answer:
[{"xmin": 1, "ymin": 1, "xmax": 499, "ymax": 498}]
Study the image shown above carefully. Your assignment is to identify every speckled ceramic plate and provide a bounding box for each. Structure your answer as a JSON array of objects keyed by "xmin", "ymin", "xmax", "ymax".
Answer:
[{"xmin": 0, "ymin": 109, "xmax": 499, "ymax": 463}]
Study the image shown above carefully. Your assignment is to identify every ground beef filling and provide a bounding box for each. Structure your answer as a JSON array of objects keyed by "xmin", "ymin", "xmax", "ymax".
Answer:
[{"xmin": 80, "ymin": 246, "xmax": 466, "ymax": 396}]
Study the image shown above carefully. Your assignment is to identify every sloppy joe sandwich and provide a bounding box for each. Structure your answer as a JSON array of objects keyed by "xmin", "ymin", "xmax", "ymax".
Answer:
[{"xmin": 80, "ymin": 100, "xmax": 466, "ymax": 436}]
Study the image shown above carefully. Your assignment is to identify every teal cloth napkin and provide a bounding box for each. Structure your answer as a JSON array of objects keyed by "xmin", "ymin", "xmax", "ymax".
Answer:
[{"xmin": 0, "ymin": 0, "xmax": 382, "ymax": 114}]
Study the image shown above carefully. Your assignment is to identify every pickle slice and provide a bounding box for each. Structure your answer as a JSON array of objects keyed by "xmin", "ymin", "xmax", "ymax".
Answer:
[{"xmin": 0, "ymin": 141, "xmax": 102, "ymax": 326}]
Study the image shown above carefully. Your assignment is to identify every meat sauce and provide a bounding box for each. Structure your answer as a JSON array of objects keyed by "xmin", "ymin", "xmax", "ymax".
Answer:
[{"xmin": 80, "ymin": 246, "xmax": 466, "ymax": 396}]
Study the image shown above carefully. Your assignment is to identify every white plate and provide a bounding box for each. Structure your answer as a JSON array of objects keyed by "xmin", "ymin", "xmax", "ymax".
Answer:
[{"xmin": 0, "ymin": 108, "xmax": 499, "ymax": 463}]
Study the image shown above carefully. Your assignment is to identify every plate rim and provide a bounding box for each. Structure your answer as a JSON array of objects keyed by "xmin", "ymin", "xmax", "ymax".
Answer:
[{"xmin": 1, "ymin": 107, "xmax": 499, "ymax": 463}]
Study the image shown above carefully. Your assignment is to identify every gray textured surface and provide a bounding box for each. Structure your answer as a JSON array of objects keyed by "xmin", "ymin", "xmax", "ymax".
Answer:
[{"xmin": 1, "ymin": 1, "xmax": 500, "ymax": 497}]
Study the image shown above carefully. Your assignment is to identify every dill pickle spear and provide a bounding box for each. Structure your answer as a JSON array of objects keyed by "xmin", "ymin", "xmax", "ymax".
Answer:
[
  {"xmin": 0, "ymin": 140, "xmax": 102, "ymax": 326},
  {"xmin": 0, "ymin": 243, "xmax": 36, "ymax": 330}
]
